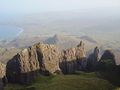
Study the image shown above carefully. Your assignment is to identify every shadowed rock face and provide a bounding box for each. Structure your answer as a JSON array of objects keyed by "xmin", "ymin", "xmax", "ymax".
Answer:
[
  {"xmin": 96, "ymin": 50, "xmax": 116, "ymax": 71},
  {"xmin": 0, "ymin": 62, "xmax": 6, "ymax": 90},
  {"xmin": 35, "ymin": 43, "xmax": 61, "ymax": 75},
  {"xmin": 6, "ymin": 46, "xmax": 40, "ymax": 84},
  {"xmin": 6, "ymin": 43, "xmax": 61, "ymax": 84},
  {"xmin": 6, "ymin": 41, "xmax": 87, "ymax": 83},
  {"xmin": 87, "ymin": 47, "xmax": 100, "ymax": 71},
  {"xmin": 101, "ymin": 50, "xmax": 115, "ymax": 62},
  {"xmin": 5, "ymin": 41, "xmax": 118, "ymax": 84},
  {"xmin": 100, "ymin": 50, "xmax": 116, "ymax": 65},
  {"xmin": 59, "ymin": 41, "xmax": 86, "ymax": 74}
]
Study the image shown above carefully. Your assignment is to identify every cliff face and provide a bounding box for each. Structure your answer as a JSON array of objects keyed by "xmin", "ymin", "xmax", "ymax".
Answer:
[
  {"xmin": 60, "ymin": 41, "xmax": 86, "ymax": 74},
  {"xmin": 100, "ymin": 50, "xmax": 115, "ymax": 63},
  {"xmin": 6, "ymin": 43, "xmax": 61, "ymax": 83},
  {"xmin": 0, "ymin": 63, "xmax": 5, "ymax": 79},
  {"xmin": 99, "ymin": 50, "xmax": 116, "ymax": 69},
  {"xmin": 6, "ymin": 42, "xmax": 86, "ymax": 83},
  {"xmin": 100, "ymin": 49, "xmax": 116, "ymax": 65},
  {"xmin": 87, "ymin": 47, "xmax": 100, "ymax": 71},
  {"xmin": 35, "ymin": 43, "xmax": 61, "ymax": 75},
  {"xmin": 6, "ymin": 46, "xmax": 40, "ymax": 84},
  {"xmin": 0, "ymin": 62, "xmax": 6, "ymax": 90},
  {"xmin": 6, "ymin": 41, "xmax": 117, "ymax": 84}
]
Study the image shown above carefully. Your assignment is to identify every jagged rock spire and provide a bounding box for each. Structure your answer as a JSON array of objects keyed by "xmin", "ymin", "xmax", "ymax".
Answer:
[
  {"xmin": 94, "ymin": 46, "xmax": 100, "ymax": 61},
  {"xmin": 87, "ymin": 46, "xmax": 100, "ymax": 71},
  {"xmin": 77, "ymin": 41, "xmax": 84, "ymax": 48}
]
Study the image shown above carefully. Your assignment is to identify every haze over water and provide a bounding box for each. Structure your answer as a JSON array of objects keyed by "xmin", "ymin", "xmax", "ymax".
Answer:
[
  {"xmin": 0, "ymin": 25, "xmax": 23, "ymax": 40},
  {"xmin": 0, "ymin": 0, "xmax": 120, "ymax": 41}
]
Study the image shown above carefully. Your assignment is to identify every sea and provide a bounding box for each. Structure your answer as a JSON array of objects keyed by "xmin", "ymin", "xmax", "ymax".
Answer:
[{"xmin": 0, "ymin": 25, "xmax": 23, "ymax": 40}]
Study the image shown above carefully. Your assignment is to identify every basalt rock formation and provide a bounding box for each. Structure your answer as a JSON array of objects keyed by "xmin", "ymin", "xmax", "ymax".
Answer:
[
  {"xmin": 87, "ymin": 46, "xmax": 100, "ymax": 71},
  {"xmin": 35, "ymin": 43, "xmax": 61, "ymax": 75},
  {"xmin": 6, "ymin": 43, "xmax": 61, "ymax": 84},
  {"xmin": 59, "ymin": 41, "xmax": 86, "ymax": 74},
  {"xmin": 0, "ymin": 62, "xmax": 6, "ymax": 90},
  {"xmin": 98, "ymin": 50, "xmax": 116, "ymax": 71},
  {"xmin": 100, "ymin": 50, "xmax": 116, "ymax": 63},
  {"xmin": 6, "ymin": 41, "xmax": 87, "ymax": 83},
  {"xmin": 5, "ymin": 41, "xmax": 118, "ymax": 84},
  {"xmin": 6, "ymin": 45, "xmax": 40, "ymax": 84}
]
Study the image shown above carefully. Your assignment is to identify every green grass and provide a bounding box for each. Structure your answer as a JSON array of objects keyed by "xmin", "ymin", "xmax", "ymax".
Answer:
[{"xmin": 5, "ymin": 71, "xmax": 117, "ymax": 90}]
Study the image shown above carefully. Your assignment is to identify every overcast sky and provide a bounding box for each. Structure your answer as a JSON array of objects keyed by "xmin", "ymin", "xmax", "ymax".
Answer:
[{"xmin": 0, "ymin": 0, "xmax": 120, "ymax": 15}]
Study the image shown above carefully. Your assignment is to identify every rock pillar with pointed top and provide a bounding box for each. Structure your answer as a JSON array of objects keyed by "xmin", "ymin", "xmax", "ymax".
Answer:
[{"xmin": 87, "ymin": 46, "xmax": 100, "ymax": 71}]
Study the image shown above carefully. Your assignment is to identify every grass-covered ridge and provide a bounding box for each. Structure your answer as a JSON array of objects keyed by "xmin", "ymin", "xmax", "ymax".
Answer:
[{"xmin": 5, "ymin": 71, "xmax": 117, "ymax": 90}]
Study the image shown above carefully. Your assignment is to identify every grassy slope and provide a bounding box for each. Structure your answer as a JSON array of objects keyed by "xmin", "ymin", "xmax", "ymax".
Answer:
[{"xmin": 5, "ymin": 72, "xmax": 117, "ymax": 90}]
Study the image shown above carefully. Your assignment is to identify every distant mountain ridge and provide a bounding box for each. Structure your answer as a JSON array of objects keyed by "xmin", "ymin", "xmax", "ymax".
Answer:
[{"xmin": 0, "ymin": 34, "xmax": 120, "ymax": 65}]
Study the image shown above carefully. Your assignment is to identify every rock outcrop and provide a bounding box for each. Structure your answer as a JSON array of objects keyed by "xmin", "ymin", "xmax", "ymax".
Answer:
[
  {"xmin": 0, "ymin": 63, "xmax": 5, "ymax": 80},
  {"xmin": 6, "ymin": 43, "xmax": 61, "ymax": 84},
  {"xmin": 0, "ymin": 62, "xmax": 6, "ymax": 90},
  {"xmin": 59, "ymin": 41, "xmax": 86, "ymax": 74},
  {"xmin": 6, "ymin": 41, "xmax": 87, "ymax": 83},
  {"xmin": 6, "ymin": 45, "xmax": 40, "ymax": 84},
  {"xmin": 87, "ymin": 46, "xmax": 100, "ymax": 71},
  {"xmin": 6, "ymin": 41, "xmax": 99, "ymax": 85},
  {"xmin": 36, "ymin": 43, "xmax": 61, "ymax": 75},
  {"xmin": 100, "ymin": 50, "xmax": 115, "ymax": 63},
  {"xmin": 97, "ymin": 50, "xmax": 116, "ymax": 71},
  {"xmin": 6, "ymin": 41, "xmax": 118, "ymax": 84}
]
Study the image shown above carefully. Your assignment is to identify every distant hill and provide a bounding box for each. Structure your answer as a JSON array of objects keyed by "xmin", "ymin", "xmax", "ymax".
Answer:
[
  {"xmin": 0, "ymin": 34, "xmax": 120, "ymax": 65},
  {"xmin": 0, "ymin": 47, "xmax": 20, "ymax": 64},
  {"xmin": 6, "ymin": 36, "xmax": 47, "ymax": 48},
  {"xmin": 44, "ymin": 34, "xmax": 98, "ymax": 50}
]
